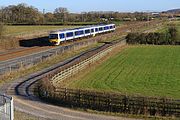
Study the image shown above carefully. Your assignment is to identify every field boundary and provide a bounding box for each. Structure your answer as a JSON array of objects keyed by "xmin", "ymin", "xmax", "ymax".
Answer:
[
  {"xmin": 38, "ymin": 37, "xmax": 180, "ymax": 118},
  {"xmin": 38, "ymin": 87, "xmax": 180, "ymax": 118}
]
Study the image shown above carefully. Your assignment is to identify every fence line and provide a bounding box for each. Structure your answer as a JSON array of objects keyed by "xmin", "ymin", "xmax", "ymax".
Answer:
[
  {"xmin": 38, "ymin": 37, "xmax": 180, "ymax": 118},
  {"xmin": 50, "ymin": 40, "xmax": 126, "ymax": 86},
  {"xmin": 0, "ymin": 38, "xmax": 99, "ymax": 76},
  {"xmin": 39, "ymin": 87, "xmax": 180, "ymax": 117}
]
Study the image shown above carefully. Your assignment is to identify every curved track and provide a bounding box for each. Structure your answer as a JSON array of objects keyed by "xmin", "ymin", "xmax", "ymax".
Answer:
[{"xmin": 0, "ymin": 57, "xmax": 139, "ymax": 120}]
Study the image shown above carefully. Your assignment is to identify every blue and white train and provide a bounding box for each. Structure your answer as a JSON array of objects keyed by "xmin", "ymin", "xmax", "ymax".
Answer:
[{"xmin": 49, "ymin": 24, "xmax": 116, "ymax": 45}]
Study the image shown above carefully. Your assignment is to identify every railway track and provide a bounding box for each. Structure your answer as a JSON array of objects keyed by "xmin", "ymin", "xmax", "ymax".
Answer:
[
  {"xmin": 0, "ymin": 38, "xmax": 99, "ymax": 75},
  {"xmin": 0, "ymin": 21, "xmax": 162, "ymax": 76},
  {"xmin": 0, "ymin": 46, "xmax": 54, "ymax": 61},
  {"xmin": 0, "ymin": 21, "xmax": 163, "ymax": 119}
]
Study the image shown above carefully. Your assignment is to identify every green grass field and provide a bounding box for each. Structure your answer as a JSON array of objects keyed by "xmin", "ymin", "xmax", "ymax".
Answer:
[
  {"xmin": 64, "ymin": 45, "xmax": 180, "ymax": 99},
  {"xmin": 4, "ymin": 25, "xmax": 77, "ymax": 36}
]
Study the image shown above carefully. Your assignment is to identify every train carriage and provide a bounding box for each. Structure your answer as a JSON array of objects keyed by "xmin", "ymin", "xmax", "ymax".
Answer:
[{"xmin": 49, "ymin": 24, "xmax": 115, "ymax": 45}]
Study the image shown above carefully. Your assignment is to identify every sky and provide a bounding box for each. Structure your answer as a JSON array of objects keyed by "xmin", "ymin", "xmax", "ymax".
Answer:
[{"xmin": 1, "ymin": 0, "xmax": 180, "ymax": 13}]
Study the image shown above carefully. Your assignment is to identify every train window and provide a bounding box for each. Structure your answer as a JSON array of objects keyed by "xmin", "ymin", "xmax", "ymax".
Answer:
[
  {"xmin": 99, "ymin": 27, "xmax": 103, "ymax": 31},
  {"xmin": 91, "ymin": 29, "xmax": 94, "ymax": 33},
  {"xmin": 75, "ymin": 31, "xmax": 79, "ymax": 36},
  {"xmin": 49, "ymin": 34, "xmax": 58, "ymax": 39},
  {"xmin": 104, "ymin": 26, "xmax": 109, "ymax": 30},
  {"xmin": 95, "ymin": 28, "xmax": 99, "ymax": 32},
  {"xmin": 85, "ymin": 29, "xmax": 90, "ymax": 34},
  {"xmin": 59, "ymin": 33, "xmax": 65, "ymax": 39},
  {"xmin": 75, "ymin": 30, "xmax": 84, "ymax": 35},
  {"xmin": 80, "ymin": 30, "xmax": 84, "ymax": 35},
  {"xmin": 110, "ymin": 26, "xmax": 113, "ymax": 29},
  {"xmin": 66, "ymin": 32, "xmax": 74, "ymax": 37}
]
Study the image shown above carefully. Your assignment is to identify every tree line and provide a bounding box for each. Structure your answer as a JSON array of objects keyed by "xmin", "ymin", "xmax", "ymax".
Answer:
[
  {"xmin": 0, "ymin": 3, "xmax": 162, "ymax": 25},
  {"xmin": 126, "ymin": 25, "xmax": 179, "ymax": 45}
]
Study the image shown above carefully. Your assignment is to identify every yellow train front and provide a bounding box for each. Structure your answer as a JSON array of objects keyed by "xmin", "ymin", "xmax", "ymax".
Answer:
[{"xmin": 49, "ymin": 32, "xmax": 60, "ymax": 45}]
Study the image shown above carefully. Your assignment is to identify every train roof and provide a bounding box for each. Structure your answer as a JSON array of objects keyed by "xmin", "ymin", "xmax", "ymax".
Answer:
[{"xmin": 50, "ymin": 24, "xmax": 115, "ymax": 34}]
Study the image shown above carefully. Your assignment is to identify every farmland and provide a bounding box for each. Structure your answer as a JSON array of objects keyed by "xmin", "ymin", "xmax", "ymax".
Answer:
[
  {"xmin": 64, "ymin": 45, "xmax": 180, "ymax": 99},
  {"xmin": 3, "ymin": 25, "xmax": 77, "ymax": 37}
]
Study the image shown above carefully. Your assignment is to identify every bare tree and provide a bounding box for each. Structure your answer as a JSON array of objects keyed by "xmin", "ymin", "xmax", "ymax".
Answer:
[
  {"xmin": 0, "ymin": 22, "xmax": 5, "ymax": 38},
  {"xmin": 54, "ymin": 7, "xmax": 69, "ymax": 22}
]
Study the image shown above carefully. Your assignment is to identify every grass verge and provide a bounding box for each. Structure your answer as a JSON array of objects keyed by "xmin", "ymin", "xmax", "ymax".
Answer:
[
  {"xmin": 62, "ymin": 45, "xmax": 180, "ymax": 99},
  {"xmin": 0, "ymin": 42, "xmax": 102, "ymax": 85}
]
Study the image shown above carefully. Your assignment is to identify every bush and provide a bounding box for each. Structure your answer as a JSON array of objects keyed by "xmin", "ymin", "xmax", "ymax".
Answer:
[
  {"xmin": 168, "ymin": 25, "xmax": 177, "ymax": 45},
  {"xmin": 0, "ymin": 22, "xmax": 5, "ymax": 38},
  {"xmin": 126, "ymin": 26, "xmax": 178, "ymax": 45}
]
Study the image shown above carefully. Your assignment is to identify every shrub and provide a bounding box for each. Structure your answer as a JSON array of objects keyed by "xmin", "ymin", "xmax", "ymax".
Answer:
[
  {"xmin": 0, "ymin": 22, "xmax": 5, "ymax": 38},
  {"xmin": 168, "ymin": 25, "xmax": 177, "ymax": 45},
  {"xmin": 126, "ymin": 26, "xmax": 178, "ymax": 45}
]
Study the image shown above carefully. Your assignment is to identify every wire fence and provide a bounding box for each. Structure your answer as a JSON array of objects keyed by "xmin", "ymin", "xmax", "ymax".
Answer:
[
  {"xmin": 39, "ymin": 87, "xmax": 180, "ymax": 117},
  {"xmin": 0, "ymin": 38, "xmax": 100, "ymax": 76},
  {"xmin": 0, "ymin": 94, "xmax": 14, "ymax": 120},
  {"xmin": 50, "ymin": 40, "xmax": 126, "ymax": 86}
]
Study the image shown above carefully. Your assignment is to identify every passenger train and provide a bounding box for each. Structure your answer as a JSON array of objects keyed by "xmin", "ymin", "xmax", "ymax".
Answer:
[{"xmin": 49, "ymin": 24, "xmax": 116, "ymax": 45}]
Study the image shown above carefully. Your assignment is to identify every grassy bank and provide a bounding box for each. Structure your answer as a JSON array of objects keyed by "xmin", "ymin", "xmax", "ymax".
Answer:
[{"xmin": 64, "ymin": 45, "xmax": 180, "ymax": 99}]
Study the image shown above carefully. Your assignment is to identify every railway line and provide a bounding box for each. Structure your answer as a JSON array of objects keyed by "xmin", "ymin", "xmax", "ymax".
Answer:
[
  {"xmin": 0, "ymin": 46, "xmax": 54, "ymax": 61},
  {"xmin": 0, "ymin": 21, "xmax": 163, "ymax": 119},
  {"xmin": 0, "ymin": 21, "xmax": 162, "ymax": 73},
  {"xmin": 0, "ymin": 38, "xmax": 99, "ymax": 75}
]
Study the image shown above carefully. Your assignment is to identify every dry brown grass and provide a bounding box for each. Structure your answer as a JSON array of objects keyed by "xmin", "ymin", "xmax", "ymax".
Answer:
[
  {"xmin": 14, "ymin": 110, "xmax": 46, "ymax": 120},
  {"xmin": 0, "ymin": 42, "xmax": 102, "ymax": 85}
]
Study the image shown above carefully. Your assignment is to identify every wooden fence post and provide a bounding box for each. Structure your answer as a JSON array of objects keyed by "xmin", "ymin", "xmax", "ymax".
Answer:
[
  {"xmin": 78, "ymin": 89, "xmax": 81, "ymax": 107},
  {"xmin": 123, "ymin": 95, "xmax": 127, "ymax": 113},
  {"xmin": 65, "ymin": 88, "xmax": 67, "ymax": 101},
  {"xmin": 108, "ymin": 95, "xmax": 112, "ymax": 112}
]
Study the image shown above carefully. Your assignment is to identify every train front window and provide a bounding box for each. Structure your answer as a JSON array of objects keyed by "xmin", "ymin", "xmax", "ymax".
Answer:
[{"xmin": 49, "ymin": 34, "xmax": 58, "ymax": 39}]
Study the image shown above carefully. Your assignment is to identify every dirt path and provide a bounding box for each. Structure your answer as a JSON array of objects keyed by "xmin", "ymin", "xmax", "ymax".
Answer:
[{"xmin": 0, "ymin": 68, "xmax": 141, "ymax": 120}]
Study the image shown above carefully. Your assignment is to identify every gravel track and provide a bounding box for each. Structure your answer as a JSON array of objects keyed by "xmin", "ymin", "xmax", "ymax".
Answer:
[{"xmin": 0, "ymin": 40, "xmax": 140, "ymax": 120}]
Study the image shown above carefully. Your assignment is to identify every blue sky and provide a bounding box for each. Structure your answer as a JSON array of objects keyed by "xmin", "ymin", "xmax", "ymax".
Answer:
[{"xmin": 1, "ymin": 0, "xmax": 180, "ymax": 13}]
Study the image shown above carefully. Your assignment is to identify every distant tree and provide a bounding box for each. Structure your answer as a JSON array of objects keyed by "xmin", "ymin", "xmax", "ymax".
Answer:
[
  {"xmin": 0, "ymin": 3, "xmax": 45, "ymax": 24},
  {"xmin": 44, "ymin": 12, "xmax": 56, "ymax": 22},
  {"xmin": 168, "ymin": 25, "xmax": 177, "ymax": 44},
  {"xmin": 0, "ymin": 22, "xmax": 5, "ymax": 38},
  {"xmin": 54, "ymin": 7, "xmax": 69, "ymax": 22}
]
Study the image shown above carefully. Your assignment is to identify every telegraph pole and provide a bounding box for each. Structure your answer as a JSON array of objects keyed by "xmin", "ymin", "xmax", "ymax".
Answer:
[{"xmin": 43, "ymin": 9, "xmax": 45, "ymax": 14}]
